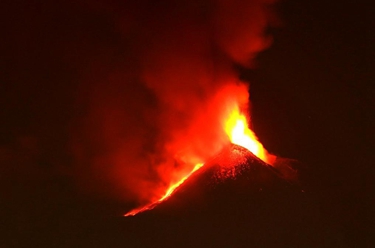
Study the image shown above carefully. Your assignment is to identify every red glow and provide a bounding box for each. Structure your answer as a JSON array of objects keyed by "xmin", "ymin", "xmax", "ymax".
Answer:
[
  {"xmin": 224, "ymin": 107, "xmax": 275, "ymax": 165},
  {"xmin": 124, "ymin": 163, "xmax": 204, "ymax": 216},
  {"xmin": 124, "ymin": 93, "xmax": 274, "ymax": 216}
]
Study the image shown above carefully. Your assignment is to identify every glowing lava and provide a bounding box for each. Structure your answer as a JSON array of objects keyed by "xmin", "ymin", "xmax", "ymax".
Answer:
[
  {"xmin": 124, "ymin": 163, "xmax": 204, "ymax": 216},
  {"xmin": 125, "ymin": 106, "xmax": 274, "ymax": 217},
  {"xmin": 224, "ymin": 107, "xmax": 275, "ymax": 165}
]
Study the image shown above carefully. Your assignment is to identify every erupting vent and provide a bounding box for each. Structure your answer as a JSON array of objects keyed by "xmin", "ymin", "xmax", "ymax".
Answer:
[{"xmin": 125, "ymin": 106, "xmax": 275, "ymax": 216}]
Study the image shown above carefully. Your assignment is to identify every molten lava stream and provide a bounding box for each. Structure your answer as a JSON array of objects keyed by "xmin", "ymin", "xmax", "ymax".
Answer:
[
  {"xmin": 124, "ymin": 108, "xmax": 274, "ymax": 216},
  {"xmin": 124, "ymin": 163, "xmax": 204, "ymax": 216}
]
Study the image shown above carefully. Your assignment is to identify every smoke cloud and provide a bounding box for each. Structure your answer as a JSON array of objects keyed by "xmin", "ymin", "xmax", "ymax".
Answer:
[
  {"xmin": 1, "ymin": 0, "xmax": 277, "ymax": 206},
  {"xmin": 70, "ymin": 0, "xmax": 277, "ymax": 205}
]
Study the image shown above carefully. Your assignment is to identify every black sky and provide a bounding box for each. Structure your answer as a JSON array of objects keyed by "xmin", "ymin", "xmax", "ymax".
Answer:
[
  {"xmin": 250, "ymin": 2, "xmax": 372, "ymax": 246},
  {"xmin": 1, "ymin": 0, "xmax": 372, "ymax": 247}
]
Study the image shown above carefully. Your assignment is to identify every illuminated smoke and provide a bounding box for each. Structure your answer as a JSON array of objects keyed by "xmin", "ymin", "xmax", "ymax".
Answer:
[{"xmin": 71, "ymin": 0, "xmax": 278, "ymax": 205}]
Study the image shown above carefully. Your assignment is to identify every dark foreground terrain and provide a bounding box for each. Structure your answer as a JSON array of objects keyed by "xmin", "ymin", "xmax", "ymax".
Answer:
[{"xmin": 2, "ymin": 146, "xmax": 345, "ymax": 248}]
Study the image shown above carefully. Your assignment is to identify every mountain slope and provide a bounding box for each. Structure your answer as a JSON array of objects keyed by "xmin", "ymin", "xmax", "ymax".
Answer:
[{"xmin": 116, "ymin": 145, "xmax": 339, "ymax": 248}]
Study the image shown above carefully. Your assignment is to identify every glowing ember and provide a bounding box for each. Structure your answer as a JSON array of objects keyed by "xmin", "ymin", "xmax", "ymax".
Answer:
[
  {"xmin": 224, "ymin": 107, "xmax": 275, "ymax": 165},
  {"xmin": 124, "ymin": 103, "xmax": 274, "ymax": 217}
]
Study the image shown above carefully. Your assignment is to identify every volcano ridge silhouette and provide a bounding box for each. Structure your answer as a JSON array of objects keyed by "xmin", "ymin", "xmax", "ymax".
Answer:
[
  {"xmin": 147, "ymin": 144, "xmax": 292, "ymax": 215},
  {"xmin": 115, "ymin": 144, "xmax": 329, "ymax": 248}
]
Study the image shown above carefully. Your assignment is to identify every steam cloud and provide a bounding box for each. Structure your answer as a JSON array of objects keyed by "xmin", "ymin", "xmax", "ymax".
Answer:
[{"xmin": 1, "ymin": 0, "xmax": 277, "ymax": 206}]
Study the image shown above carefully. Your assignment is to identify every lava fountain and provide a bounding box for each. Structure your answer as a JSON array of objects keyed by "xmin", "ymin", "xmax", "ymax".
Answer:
[{"xmin": 225, "ymin": 106, "xmax": 275, "ymax": 165}]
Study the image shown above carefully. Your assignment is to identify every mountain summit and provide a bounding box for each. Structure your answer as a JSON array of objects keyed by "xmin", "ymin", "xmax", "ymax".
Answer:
[{"xmin": 117, "ymin": 145, "xmax": 331, "ymax": 248}]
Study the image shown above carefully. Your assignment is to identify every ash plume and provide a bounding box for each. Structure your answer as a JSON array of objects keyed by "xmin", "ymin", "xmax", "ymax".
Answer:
[
  {"xmin": 1, "ymin": 0, "xmax": 278, "ymax": 206},
  {"xmin": 71, "ymin": 0, "xmax": 278, "ymax": 204}
]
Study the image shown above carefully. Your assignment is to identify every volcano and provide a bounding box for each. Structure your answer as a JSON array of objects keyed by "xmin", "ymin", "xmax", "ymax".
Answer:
[
  {"xmin": 128, "ymin": 144, "xmax": 292, "ymax": 215},
  {"xmin": 111, "ymin": 145, "xmax": 327, "ymax": 248}
]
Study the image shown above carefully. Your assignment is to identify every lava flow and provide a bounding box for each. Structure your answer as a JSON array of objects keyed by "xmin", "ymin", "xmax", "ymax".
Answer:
[
  {"xmin": 124, "ymin": 106, "xmax": 274, "ymax": 217},
  {"xmin": 124, "ymin": 163, "xmax": 204, "ymax": 216}
]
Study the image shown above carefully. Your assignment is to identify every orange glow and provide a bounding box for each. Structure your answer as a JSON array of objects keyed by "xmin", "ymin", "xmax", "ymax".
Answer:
[
  {"xmin": 224, "ymin": 107, "xmax": 274, "ymax": 165},
  {"xmin": 159, "ymin": 163, "xmax": 204, "ymax": 201},
  {"xmin": 124, "ymin": 163, "xmax": 204, "ymax": 216},
  {"xmin": 125, "ymin": 98, "xmax": 275, "ymax": 217}
]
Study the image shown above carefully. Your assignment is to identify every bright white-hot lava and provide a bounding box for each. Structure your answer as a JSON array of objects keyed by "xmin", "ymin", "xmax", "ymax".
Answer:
[{"xmin": 224, "ymin": 107, "xmax": 275, "ymax": 165}]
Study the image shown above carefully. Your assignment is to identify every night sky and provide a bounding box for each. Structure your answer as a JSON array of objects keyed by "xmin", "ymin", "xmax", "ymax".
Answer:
[{"xmin": 1, "ymin": 0, "xmax": 372, "ymax": 247}]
